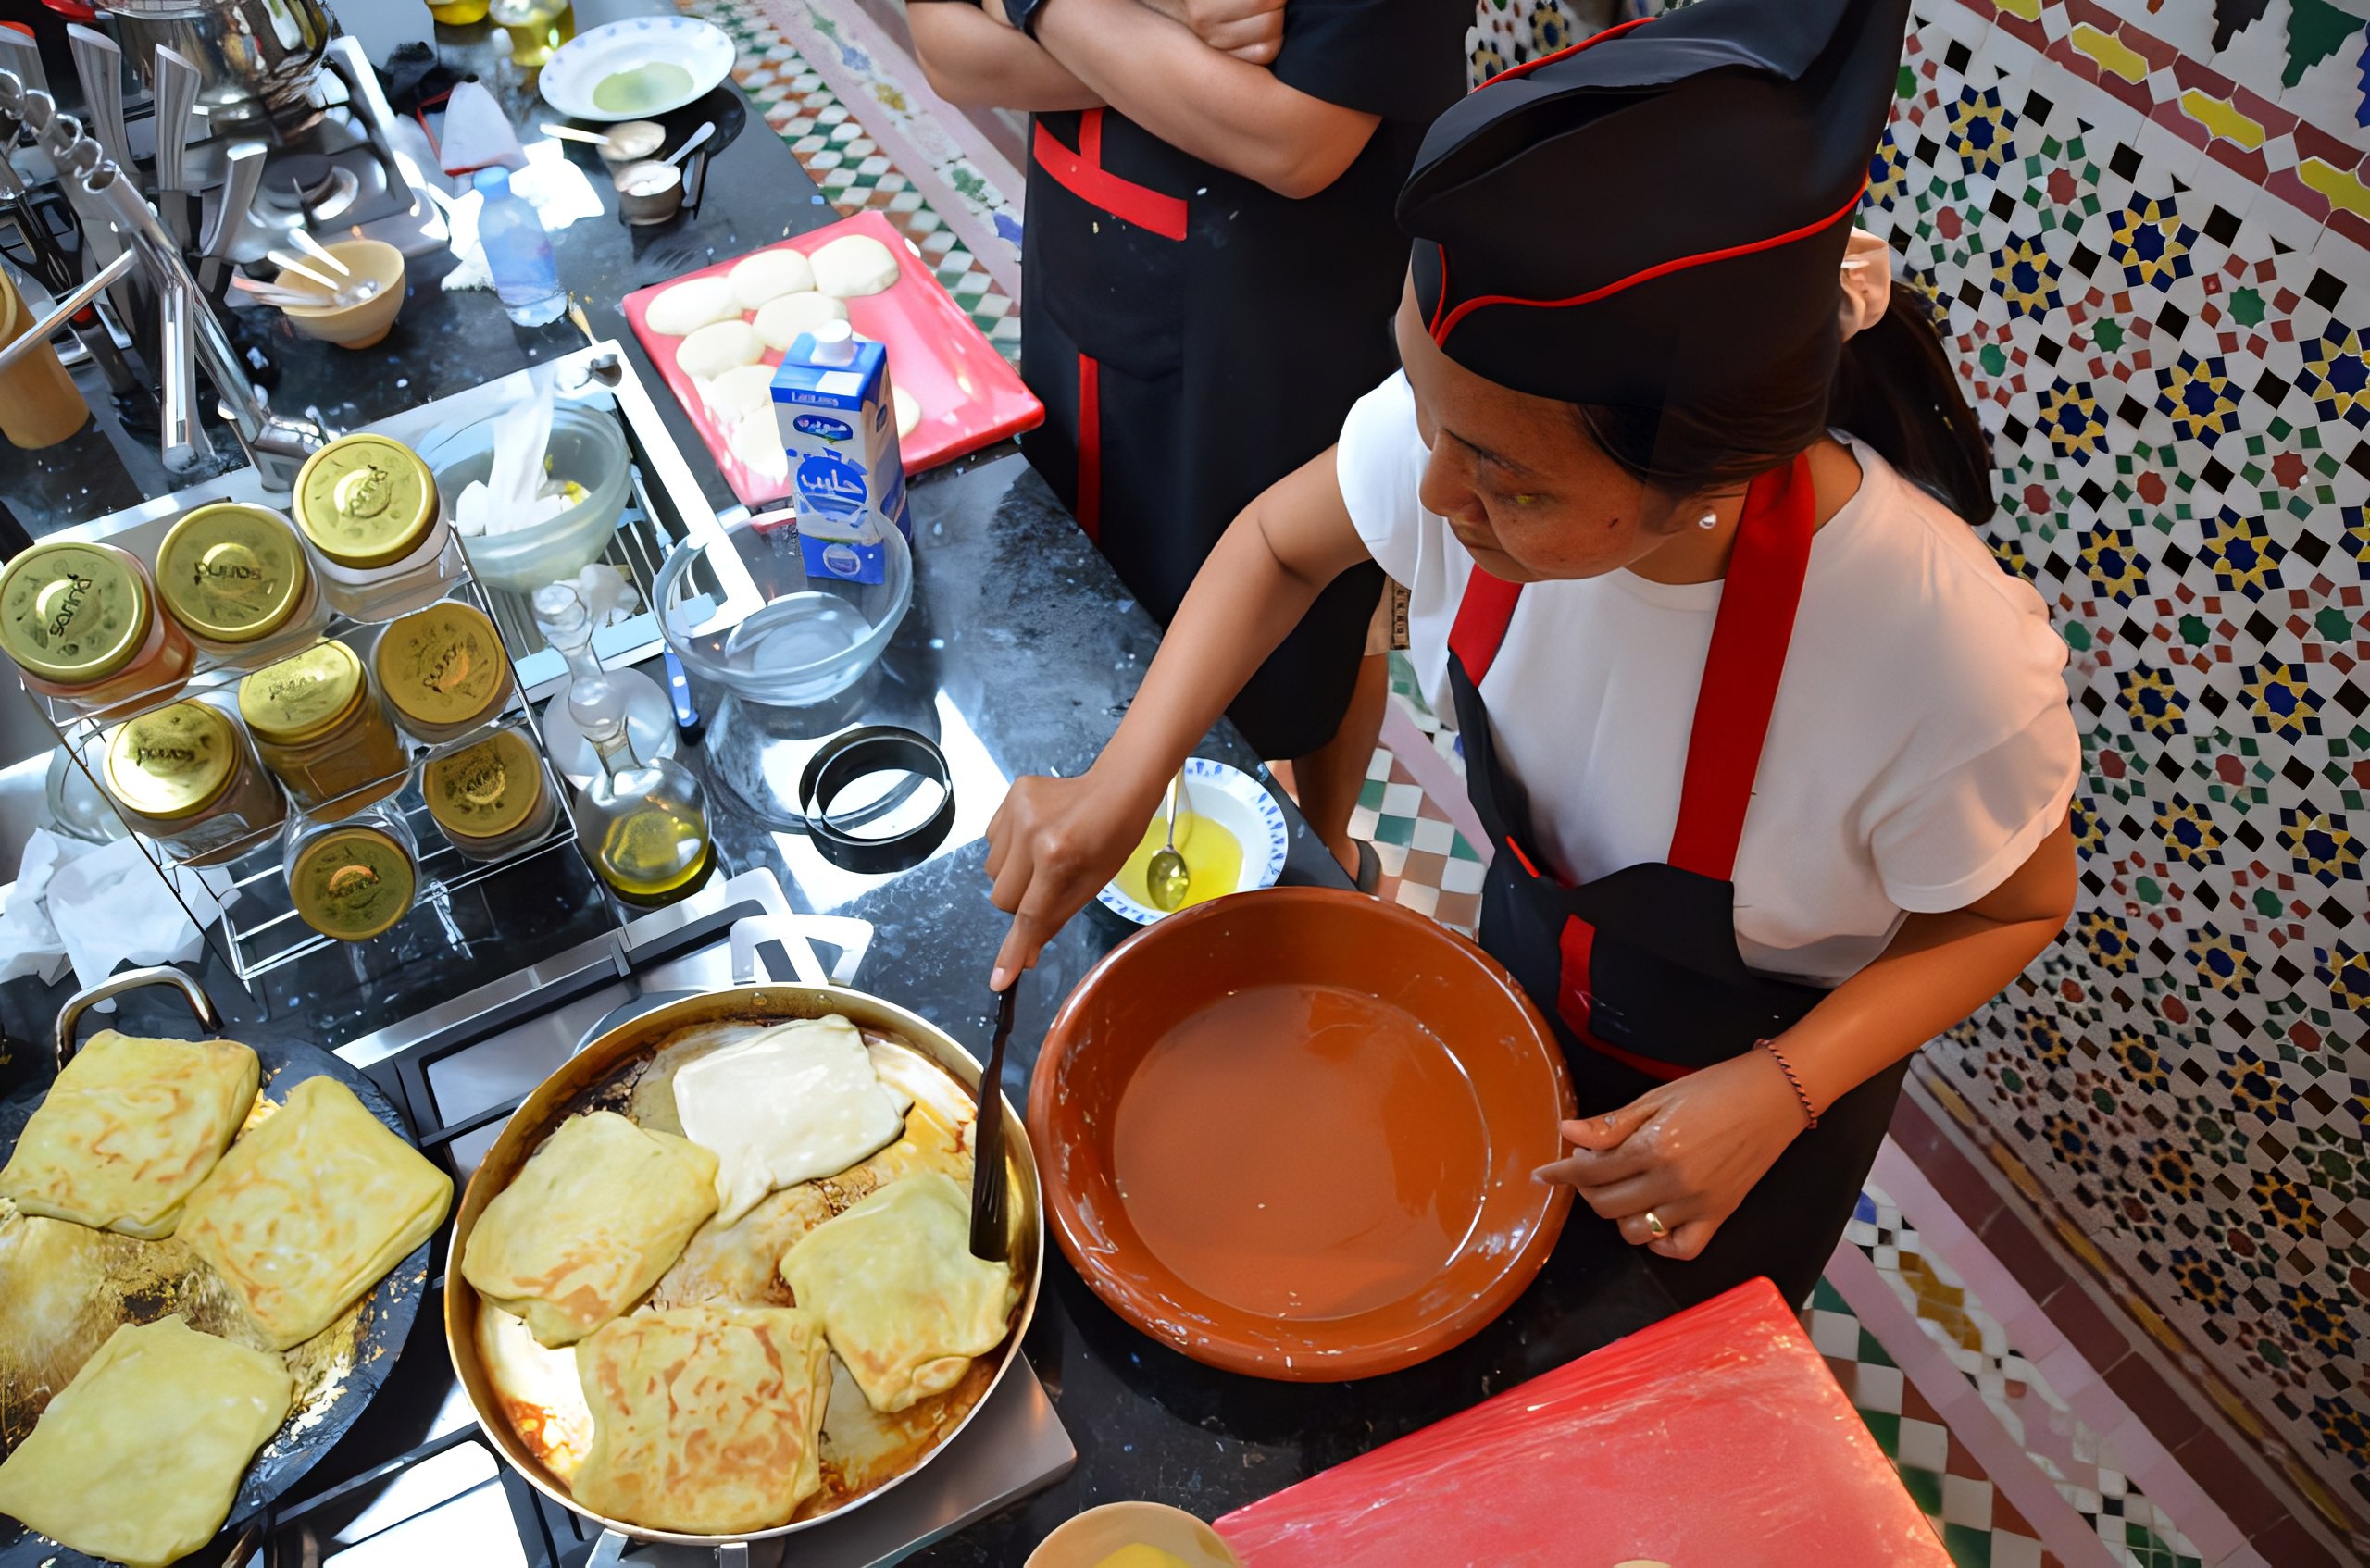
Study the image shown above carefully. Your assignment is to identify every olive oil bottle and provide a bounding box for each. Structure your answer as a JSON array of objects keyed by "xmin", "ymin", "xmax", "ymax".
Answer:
[{"xmin": 533, "ymin": 585, "xmax": 712, "ymax": 905}]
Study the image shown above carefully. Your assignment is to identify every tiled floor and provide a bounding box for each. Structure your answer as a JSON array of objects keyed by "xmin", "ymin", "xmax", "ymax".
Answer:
[{"xmin": 680, "ymin": 5, "xmax": 2252, "ymax": 1563}]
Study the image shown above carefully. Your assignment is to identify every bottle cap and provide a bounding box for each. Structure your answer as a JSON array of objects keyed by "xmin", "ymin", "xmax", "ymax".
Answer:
[{"xmin": 0, "ymin": 541, "xmax": 155, "ymax": 685}]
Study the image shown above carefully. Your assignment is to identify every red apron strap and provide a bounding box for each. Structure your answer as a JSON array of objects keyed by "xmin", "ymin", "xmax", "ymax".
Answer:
[
  {"xmin": 1076, "ymin": 354, "xmax": 1102, "ymax": 541},
  {"xmin": 1665, "ymin": 451, "xmax": 1816, "ymax": 882},
  {"xmin": 1448, "ymin": 566, "xmax": 1524, "ymax": 686},
  {"xmin": 1030, "ymin": 110, "xmax": 1190, "ymax": 243}
]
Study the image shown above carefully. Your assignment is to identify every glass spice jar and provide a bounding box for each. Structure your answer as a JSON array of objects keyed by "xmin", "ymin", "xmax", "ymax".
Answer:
[
  {"xmin": 0, "ymin": 541, "xmax": 194, "ymax": 717},
  {"xmin": 423, "ymin": 728, "xmax": 557, "ymax": 861},
  {"xmin": 100, "ymin": 699, "xmax": 286, "ymax": 865},
  {"xmin": 154, "ymin": 501, "xmax": 325, "ymax": 663},
  {"xmin": 237, "ymin": 640, "xmax": 407, "ymax": 819},
  {"xmin": 374, "ymin": 598, "xmax": 515, "ymax": 745},
  {"xmin": 291, "ymin": 432, "xmax": 462, "ymax": 623},
  {"xmin": 285, "ymin": 806, "xmax": 418, "ymax": 942}
]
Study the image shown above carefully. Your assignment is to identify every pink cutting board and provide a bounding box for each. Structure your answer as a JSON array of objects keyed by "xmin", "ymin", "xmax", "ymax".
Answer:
[
  {"xmin": 622, "ymin": 209, "xmax": 1042, "ymax": 508},
  {"xmin": 1215, "ymin": 1280, "xmax": 1953, "ymax": 1568}
]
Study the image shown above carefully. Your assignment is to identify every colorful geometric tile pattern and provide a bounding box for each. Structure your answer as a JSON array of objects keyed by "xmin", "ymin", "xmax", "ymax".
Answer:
[
  {"xmin": 1838, "ymin": 0, "xmax": 2370, "ymax": 1542},
  {"xmin": 1348, "ymin": 744, "xmax": 1486, "ymax": 934}
]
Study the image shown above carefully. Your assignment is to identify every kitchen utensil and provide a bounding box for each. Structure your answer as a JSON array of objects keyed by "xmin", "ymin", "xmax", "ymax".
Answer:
[
  {"xmin": 266, "ymin": 249, "xmax": 341, "ymax": 292},
  {"xmin": 158, "ymin": 280, "xmax": 216, "ymax": 470},
  {"xmin": 149, "ymin": 45, "xmax": 202, "ymax": 246},
  {"xmin": 1029, "ymin": 888, "xmax": 1575, "ymax": 1381},
  {"xmin": 427, "ymin": 400, "xmax": 631, "ymax": 591},
  {"xmin": 1029, "ymin": 1503, "xmax": 1243, "ymax": 1568},
  {"xmin": 536, "ymin": 16, "xmax": 737, "ymax": 123},
  {"xmin": 0, "ymin": 266, "xmax": 92, "ymax": 448},
  {"xmin": 102, "ymin": 0, "xmax": 337, "ymax": 137},
  {"xmin": 284, "ymin": 225, "xmax": 351, "ymax": 276},
  {"xmin": 1145, "ymin": 769, "xmax": 1192, "ymax": 913},
  {"xmin": 598, "ymin": 118, "xmax": 666, "ymax": 165},
  {"xmin": 231, "ymin": 275, "xmax": 331, "ymax": 307},
  {"xmin": 656, "ymin": 514, "xmax": 914, "ymax": 710},
  {"xmin": 970, "ymin": 979, "xmax": 1017, "ymax": 1261},
  {"xmin": 0, "ymin": 27, "xmax": 48, "ymax": 98},
  {"xmin": 621, "ymin": 211, "xmax": 1045, "ymax": 506},
  {"xmin": 63, "ymin": 25, "xmax": 131, "ymax": 169},
  {"xmin": 664, "ymin": 120, "xmax": 715, "ymax": 166},
  {"xmin": 444, "ymin": 977, "xmax": 1043, "ymax": 1556},
  {"xmin": 270, "ymin": 237, "xmax": 405, "ymax": 349},
  {"xmin": 198, "ymin": 140, "xmax": 268, "ymax": 295},
  {"xmin": 1214, "ymin": 1280, "xmax": 1954, "ymax": 1566},
  {"xmin": 1096, "ymin": 758, "xmax": 1288, "ymax": 927},
  {"xmin": 540, "ymin": 120, "xmax": 616, "ymax": 146},
  {"xmin": 0, "ymin": 966, "xmax": 432, "ymax": 1568}
]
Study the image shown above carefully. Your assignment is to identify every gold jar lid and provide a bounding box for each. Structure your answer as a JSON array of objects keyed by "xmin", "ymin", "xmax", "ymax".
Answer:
[
  {"xmin": 102, "ymin": 701, "xmax": 240, "ymax": 822},
  {"xmin": 375, "ymin": 600, "xmax": 508, "ymax": 730},
  {"xmin": 293, "ymin": 433, "xmax": 439, "ymax": 570},
  {"xmin": 424, "ymin": 729, "xmax": 544, "ymax": 841},
  {"xmin": 290, "ymin": 824, "xmax": 415, "ymax": 941},
  {"xmin": 238, "ymin": 640, "xmax": 367, "ymax": 745},
  {"xmin": 156, "ymin": 503, "xmax": 312, "ymax": 645},
  {"xmin": 0, "ymin": 541, "xmax": 154, "ymax": 684}
]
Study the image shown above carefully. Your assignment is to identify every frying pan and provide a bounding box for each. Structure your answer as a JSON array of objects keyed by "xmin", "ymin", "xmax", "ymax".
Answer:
[
  {"xmin": 444, "ymin": 976, "xmax": 1043, "ymax": 1565},
  {"xmin": 0, "ymin": 966, "xmax": 433, "ymax": 1568}
]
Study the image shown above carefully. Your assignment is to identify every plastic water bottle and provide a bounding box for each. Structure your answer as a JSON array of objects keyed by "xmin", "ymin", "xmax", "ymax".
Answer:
[{"xmin": 474, "ymin": 167, "xmax": 566, "ymax": 327}]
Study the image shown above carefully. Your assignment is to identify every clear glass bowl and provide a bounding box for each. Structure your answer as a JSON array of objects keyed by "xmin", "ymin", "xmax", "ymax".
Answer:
[
  {"xmin": 430, "ymin": 403, "xmax": 631, "ymax": 593},
  {"xmin": 655, "ymin": 516, "xmax": 912, "ymax": 710}
]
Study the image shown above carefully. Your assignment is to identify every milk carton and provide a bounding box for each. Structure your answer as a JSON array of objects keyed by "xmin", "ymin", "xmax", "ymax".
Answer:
[{"xmin": 768, "ymin": 321, "xmax": 910, "ymax": 585}]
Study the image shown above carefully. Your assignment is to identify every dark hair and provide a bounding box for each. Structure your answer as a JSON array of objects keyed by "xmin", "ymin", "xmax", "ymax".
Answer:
[{"xmin": 1572, "ymin": 280, "xmax": 1995, "ymax": 527}]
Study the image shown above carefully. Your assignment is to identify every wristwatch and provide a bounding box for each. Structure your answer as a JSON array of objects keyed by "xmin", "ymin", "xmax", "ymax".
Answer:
[{"xmin": 1006, "ymin": 0, "xmax": 1054, "ymax": 39}]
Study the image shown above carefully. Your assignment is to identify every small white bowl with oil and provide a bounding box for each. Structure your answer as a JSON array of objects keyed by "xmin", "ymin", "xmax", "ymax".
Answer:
[{"xmin": 1097, "ymin": 757, "xmax": 1289, "ymax": 927}]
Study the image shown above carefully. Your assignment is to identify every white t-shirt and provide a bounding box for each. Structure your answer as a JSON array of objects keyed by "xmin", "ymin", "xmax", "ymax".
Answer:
[{"xmin": 1336, "ymin": 372, "xmax": 2080, "ymax": 986}]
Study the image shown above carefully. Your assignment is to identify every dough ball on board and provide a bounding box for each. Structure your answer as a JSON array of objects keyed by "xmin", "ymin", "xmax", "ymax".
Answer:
[
  {"xmin": 811, "ymin": 234, "xmax": 901, "ymax": 298},
  {"xmin": 701, "ymin": 362, "xmax": 780, "ymax": 422},
  {"xmin": 730, "ymin": 407, "xmax": 788, "ymax": 481},
  {"xmin": 644, "ymin": 276, "xmax": 740, "ymax": 337},
  {"xmin": 754, "ymin": 291, "xmax": 850, "ymax": 352},
  {"xmin": 892, "ymin": 384, "xmax": 920, "ymax": 440},
  {"xmin": 677, "ymin": 318, "xmax": 763, "ymax": 380},
  {"xmin": 729, "ymin": 248, "xmax": 817, "ymax": 310}
]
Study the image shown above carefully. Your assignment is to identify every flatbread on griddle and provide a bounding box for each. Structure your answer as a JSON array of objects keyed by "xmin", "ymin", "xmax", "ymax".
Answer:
[
  {"xmin": 0, "ymin": 1315, "xmax": 291, "ymax": 1568},
  {"xmin": 572, "ymin": 1303, "xmax": 831, "ymax": 1534},
  {"xmin": 179, "ymin": 1076, "xmax": 452, "ymax": 1350},
  {"xmin": 461, "ymin": 1110, "xmax": 719, "ymax": 1348},
  {"xmin": 778, "ymin": 1171, "xmax": 1015, "ymax": 1413},
  {"xmin": 0, "ymin": 1031, "xmax": 257, "ymax": 1238}
]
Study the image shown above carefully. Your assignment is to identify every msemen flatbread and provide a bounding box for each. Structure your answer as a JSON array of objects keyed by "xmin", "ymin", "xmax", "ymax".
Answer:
[
  {"xmin": 0, "ymin": 1315, "xmax": 291, "ymax": 1568},
  {"xmin": 463, "ymin": 1110, "xmax": 719, "ymax": 1347},
  {"xmin": 779, "ymin": 1171, "xmax": 1016, "ymax": 1413},
  {"xmin": 673, "ymin": 1015, "xmax": 913, "ymax": 1226},
  {"xmin": 572, "ymin": 1303, "xmax": 831, "ymax": 1534},
  {"xmin": 179, "ymin": 1076, "xmax": 452, "ymax": 1350},
  {"xmin": 0, "ymin": 1030, "xmax": 257, "ymax": 1238}
]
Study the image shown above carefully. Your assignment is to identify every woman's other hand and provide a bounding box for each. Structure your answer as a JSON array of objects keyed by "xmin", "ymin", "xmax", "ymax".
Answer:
[
  {"xmin": 1139, "ymin": 0, "xmax": 1288, "ymax": 64},
  {"xmin": 986, "ymin": 769, "xmax": 1162, "ymax": 989}
]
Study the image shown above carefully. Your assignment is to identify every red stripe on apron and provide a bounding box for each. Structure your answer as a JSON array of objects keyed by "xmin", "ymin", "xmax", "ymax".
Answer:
[
  {"xmin": 1447, "ymin": 567, "xmax": 1523, "ymax": 685},
  {"xmin": 1030, "ymin": 110, "xmax": 1189, "ymax": 243},
  {"xmin": 1076, "ymin": 353, "xmax": 1102, "ymax": 541}
]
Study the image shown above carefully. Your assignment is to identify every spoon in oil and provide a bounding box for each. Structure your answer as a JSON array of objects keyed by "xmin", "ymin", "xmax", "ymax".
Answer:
[{"xmin": 1145, "ymin": 767, "xmax": 1191, "ymax": 913}]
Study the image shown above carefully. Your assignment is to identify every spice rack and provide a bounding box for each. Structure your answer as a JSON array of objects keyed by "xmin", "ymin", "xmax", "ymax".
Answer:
[{"xmin": 24, "ymin": 539, "xmax": 590, "ymax": 986}]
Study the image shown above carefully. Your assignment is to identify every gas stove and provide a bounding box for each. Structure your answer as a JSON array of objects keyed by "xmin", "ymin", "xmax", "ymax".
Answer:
[{"xmin": 266, "ymin": 868, "xmax": 1073, "ymax": 1568}]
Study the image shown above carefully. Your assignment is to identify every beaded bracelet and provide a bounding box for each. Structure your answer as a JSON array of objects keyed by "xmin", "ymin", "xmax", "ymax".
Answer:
[{"xmin": 1757, "ymin": 1038, "xmax": 1819, "ymax": 1130}]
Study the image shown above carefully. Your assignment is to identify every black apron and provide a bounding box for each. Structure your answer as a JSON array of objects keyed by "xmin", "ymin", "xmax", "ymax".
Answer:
[
  {"xmin": 1448, "ymin": 454, "xmax": 1908, "ymax": 1309},
  {"xmin": 1019, "ymin": 106, "xmax": 1393, "ymax": 761}
]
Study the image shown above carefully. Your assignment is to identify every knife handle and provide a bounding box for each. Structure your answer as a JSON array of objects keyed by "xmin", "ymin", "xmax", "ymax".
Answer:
[{"xmin": 65, "ymin": 25, "xmax": 130, "ymax": 173}]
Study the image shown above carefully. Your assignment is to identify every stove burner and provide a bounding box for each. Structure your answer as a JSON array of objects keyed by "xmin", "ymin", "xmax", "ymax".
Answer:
[{"xmin": 259, "ymin": 153, "xmax": 362, "ymax": 225}]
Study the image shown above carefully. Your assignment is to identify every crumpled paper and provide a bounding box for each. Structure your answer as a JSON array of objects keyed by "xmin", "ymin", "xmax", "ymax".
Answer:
[
  {"xmin": 440, "ymin": 139, "xmax": 605, "ymax": 296},
  {"xmin": 452, "ymin": 387, "xmax": 570, "ymax": 539},
  {"xmin": 0, "ymin": 828, "xmax": 235, "ymax": 993}
]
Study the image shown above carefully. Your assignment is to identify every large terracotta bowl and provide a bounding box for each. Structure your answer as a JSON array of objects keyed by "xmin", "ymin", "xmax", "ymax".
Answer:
[{"xmin": 1029, "ymin": 887, "xmax": 1574, "ymax": 1380}]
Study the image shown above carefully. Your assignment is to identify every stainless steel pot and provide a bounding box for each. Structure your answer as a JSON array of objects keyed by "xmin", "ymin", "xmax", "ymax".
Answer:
[{"xmin": 101, "ymin": 0, "xmax": 335, "ymax": 135}]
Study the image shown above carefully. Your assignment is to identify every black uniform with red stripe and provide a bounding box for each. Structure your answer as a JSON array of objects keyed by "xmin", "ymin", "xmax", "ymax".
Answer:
[{"xmin": 1020, "ymin": 0, "xmax": 1466, "ymax": 760}]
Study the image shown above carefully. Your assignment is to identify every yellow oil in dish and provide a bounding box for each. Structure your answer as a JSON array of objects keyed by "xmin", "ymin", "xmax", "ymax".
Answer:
[
  {"xmin": 1115, "ymin": 811, "xmax": 1243, "ymax": 912},
  {"xmin": 592, "ymin": 61, "xmax": 695, "ymax": 115},
  {"xmin": 1092, "ymin": 1549, "xmax": 1193, "ymax": 1568}
]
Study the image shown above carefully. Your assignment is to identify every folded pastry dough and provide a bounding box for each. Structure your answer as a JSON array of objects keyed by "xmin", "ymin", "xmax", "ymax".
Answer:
[
  {"xmin": 462, "ymin": 1111, "xmax": 720, "ymax": 1347},
  {"xmin": 0, "ymin": 1315, "xmax": 292, "ymax": 1568},
  {"xmin": 0, "ymin": 1030, "xmax": 258, "ymax": 1238},
  {"xmin": 572, "ymin": 1303, "xmax": 831, "ymax": 1534},
  {"xmin": 672, "ymin": 1015, "xmax": 913, "ymax": 1226},
  {"xmin": 779, "ymin": 1171, "xmax": 1016, "ymax": 1413},
  {"xmin": 179, "ymin": 1076, "xmax": 452, "ymax": 1350}
]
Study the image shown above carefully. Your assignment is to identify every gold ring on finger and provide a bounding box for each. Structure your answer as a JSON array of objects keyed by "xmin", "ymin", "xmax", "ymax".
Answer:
[{"xmin": 1643, "ymin": 1210, "xmax": 1668, "ymax": 1240}]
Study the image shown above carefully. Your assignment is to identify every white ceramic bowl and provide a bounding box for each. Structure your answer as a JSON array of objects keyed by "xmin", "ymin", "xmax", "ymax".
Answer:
[
  {"xmin": 1096, "ymin": 757, "xmax": 1289, "ymax": 927},
  {"xmin": 539, "ymin": 16, "xmax": 736, "ymax": 122}
]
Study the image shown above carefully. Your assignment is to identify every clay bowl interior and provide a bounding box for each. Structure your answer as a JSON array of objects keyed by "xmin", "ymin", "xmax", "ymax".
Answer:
[
  {"xmin": 1029, "ymin": 887, "xmax": 1573, "ymax": 1381},
  {"xmin": 275, "ymin": 238, "xmax": 406, "ymax": 349}
]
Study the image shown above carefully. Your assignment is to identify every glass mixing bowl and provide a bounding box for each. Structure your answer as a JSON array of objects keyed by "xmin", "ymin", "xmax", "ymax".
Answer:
[{"xmin": 655, "ymin": 516, "xmax": 913, "ymax": 711}]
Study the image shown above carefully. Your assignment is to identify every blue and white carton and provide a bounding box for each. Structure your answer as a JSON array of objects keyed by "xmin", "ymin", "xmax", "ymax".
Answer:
[{"xmin": 767, "ymin": 321, "xmax": 910, "ymax": 585}]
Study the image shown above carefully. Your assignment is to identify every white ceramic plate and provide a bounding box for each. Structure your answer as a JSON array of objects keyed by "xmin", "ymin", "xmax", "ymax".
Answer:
[
  {"xmin": 1096, "ymin": 757, "xmax": 1290, "ymax": 927},
  {"xmin": 539, "ymin": 17, "xmax": 737, "ymax": 123}
]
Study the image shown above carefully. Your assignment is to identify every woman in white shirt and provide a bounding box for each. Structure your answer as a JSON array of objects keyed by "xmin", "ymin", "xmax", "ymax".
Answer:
[{"xmin": 984, "ymin": 0, "xmax": 2080, "ymax": 1307}]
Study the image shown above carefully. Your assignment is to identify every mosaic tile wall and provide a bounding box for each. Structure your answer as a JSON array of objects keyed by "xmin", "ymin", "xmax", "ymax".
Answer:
[{"xmin": 1839, "ymin": 0, "xmax": 2370, "ymax": 1544}]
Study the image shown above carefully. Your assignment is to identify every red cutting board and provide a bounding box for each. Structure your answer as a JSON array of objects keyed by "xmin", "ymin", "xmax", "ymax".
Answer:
[
  {"xmin": 622, "ymin": 209, "xmax": 1042, "ymax": 508},
  {"xmin": 1215, "ymin": 1280, "xmax": 1952, "ymax": 1568}
]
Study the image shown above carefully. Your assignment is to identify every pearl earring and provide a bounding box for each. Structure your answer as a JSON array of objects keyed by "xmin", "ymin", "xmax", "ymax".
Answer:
[{"xmin": 1696, "ymin": 510, "xmax": 1719, "ymax": 530}]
